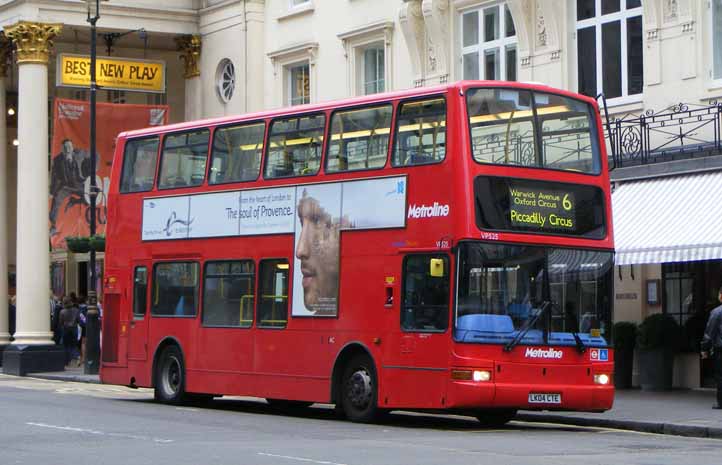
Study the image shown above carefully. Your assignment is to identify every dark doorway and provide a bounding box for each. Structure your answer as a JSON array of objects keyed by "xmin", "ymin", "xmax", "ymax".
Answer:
[
  {"xmin": 663, "ymin": 260, "xmax": 722, "ymax": 387},
  {"xmin": 77, "ymin": 261, "xmax": 88, "ymax": 299}
]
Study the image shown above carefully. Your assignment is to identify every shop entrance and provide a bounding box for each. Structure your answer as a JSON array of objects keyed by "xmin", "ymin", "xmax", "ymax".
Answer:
[{"xmin": 663, "ymin": 261, "xmax": 722, "ymax": 388}]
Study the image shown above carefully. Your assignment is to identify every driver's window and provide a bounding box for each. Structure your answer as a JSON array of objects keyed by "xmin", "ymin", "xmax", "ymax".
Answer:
[{"xmin": 401, "ymin": 255, "xmax": 450, "ymax": 331}]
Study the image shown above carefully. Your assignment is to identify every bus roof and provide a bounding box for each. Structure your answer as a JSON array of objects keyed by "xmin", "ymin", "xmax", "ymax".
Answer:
[{"xmin": 118, "ymin": 80, "xmax": 597, "ymax": 139}]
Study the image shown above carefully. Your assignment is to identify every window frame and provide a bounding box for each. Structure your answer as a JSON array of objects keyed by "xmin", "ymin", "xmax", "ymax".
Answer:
[
  {"xmin": 132, "ymin": 266, "xmax": 149, "ymax": 319},
  {"xmin": 207, "ymin": 120, "xmax": 266, "ymax": 186},
  {"xmin": 710, "ymin": 0, "xmax": 722, "ymax": 87},
  {"xmin": 574, "ymin": 0, "xmax": 644, "ymax": 104},
  {"xmin": 360, "ymin": 42, "xmax": 386, "ymax": 95},
  {"xmin": 324, "ymin": 102, "xmax": 394, "ymax": 174},
  {"xmin": 257, "ymin": 258, "xmax": 290, "ymax": 329},
  {"xmin": 460, "ymin": 2, "xmax": 518, "ymax": 82},
  {"xmin": 263, "ymin": 111, "xmax": 327, "ymax": 180},
  {"xmin": 287, "ymin": 61, "xmax": 311, "ymax": 106},
  {"xmin": 119, "ymin": 136, "xmax": 160, "ymax": 194},
  {"xmin": 465, "ymin": 87, "xmax": 603, "ymax": 176},
  {"xmin": 156, "ymin": 128, "xmax": 212, "ymax": 191},
  {"xmin": 391, "ymin": 94, "xmax": 448, "ymax": 168},
  {"xmin": 201, "ymin": 259, "xmax": 256, "ymax": 329},
  {"xmin": 150, "ymin": 261, "xmax": 201, "ymax": 318},
  {"xmin": 400, "ymin": 253, "xmax": 451, "ymax": 333}
]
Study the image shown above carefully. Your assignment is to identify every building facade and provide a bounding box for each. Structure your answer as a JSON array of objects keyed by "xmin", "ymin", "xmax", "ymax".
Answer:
[{"xmin": 1, "ymin": 0, "xmax": 721, "ymax": 383}]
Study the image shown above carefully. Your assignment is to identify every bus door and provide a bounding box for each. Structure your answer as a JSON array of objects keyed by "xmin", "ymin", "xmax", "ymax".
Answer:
[
  {"xmin": 127, "ymin": 263, "xmax": 150, "ymax": 361},
  {"xmin": 385, "ymin": 254, "xmax": 451, "ymax": 408}
]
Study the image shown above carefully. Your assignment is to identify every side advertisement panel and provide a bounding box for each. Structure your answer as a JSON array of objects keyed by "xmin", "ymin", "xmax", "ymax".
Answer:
[{"xmin": 141, "ymin": 176, "xmax": 407, "ymax": 317}]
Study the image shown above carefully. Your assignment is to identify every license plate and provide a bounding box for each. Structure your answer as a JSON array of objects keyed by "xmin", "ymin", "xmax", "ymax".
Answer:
[{"xmin": 528, "ymin": 393, "xmax": 562, "ymax": 404}]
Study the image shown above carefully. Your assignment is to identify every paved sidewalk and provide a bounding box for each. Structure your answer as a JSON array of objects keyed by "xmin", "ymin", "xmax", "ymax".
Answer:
[
  {"xmin": 19, "ymin": 369, "xmax": 722, "ymax": 439},
  {"xmin": 518, "ymin": 389, "xmax": 722, "ymax": 439}
]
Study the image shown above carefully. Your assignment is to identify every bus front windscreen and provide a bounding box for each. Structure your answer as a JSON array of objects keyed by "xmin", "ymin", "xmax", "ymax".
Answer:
[
  {"xmin": 466, "ymin": 88, "xmax": 602, "ymax": 174},
  {"xmin": 455, "ymin": 242, "xmax": 613, "ymax": 347}
]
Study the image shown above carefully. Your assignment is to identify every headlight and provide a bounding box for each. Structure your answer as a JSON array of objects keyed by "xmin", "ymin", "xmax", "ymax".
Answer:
[
  {"xmin": 451, "ymin": 369, "xmax": 492, "ymax": 382},
  {"xmin": 594, "ymin": 373, "xmax": 611, "ymax": 385},
  {"xmin": 473, "ymin": 370, "xmax": 491, "ymax": 382}
]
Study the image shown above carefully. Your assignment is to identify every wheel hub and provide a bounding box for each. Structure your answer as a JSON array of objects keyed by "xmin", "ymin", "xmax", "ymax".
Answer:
[{"xmin": 347, "ymin": 369, "xmax": 372, "ymax": 409}]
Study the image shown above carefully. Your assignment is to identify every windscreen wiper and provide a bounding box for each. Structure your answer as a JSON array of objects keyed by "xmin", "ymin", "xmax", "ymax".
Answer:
[
  {"xmin": 549, "ymin": 301, "xmax": 587, "ymax": 354},
  {"xmin": 504, "ymin": 300, "xmax": 551, "ymax": 352}
]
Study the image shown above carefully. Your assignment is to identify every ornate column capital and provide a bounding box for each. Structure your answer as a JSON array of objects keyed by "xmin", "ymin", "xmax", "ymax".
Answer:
[
  {"xmin": 0, "ymin": 33, "xmax": 12, "ymax": 77},
  {"xmin": 4, "ymin": 21, "xmax": 62, "ymax": 65},
  {"xmin": 176, "ymin": 34, "xmax": 201, "ymax": 79}
]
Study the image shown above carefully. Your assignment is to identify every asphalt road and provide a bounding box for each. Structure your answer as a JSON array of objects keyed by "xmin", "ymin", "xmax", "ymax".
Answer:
[{"xmin": 0, "ymin": 375, "xmax": 719, "ymax": 465}]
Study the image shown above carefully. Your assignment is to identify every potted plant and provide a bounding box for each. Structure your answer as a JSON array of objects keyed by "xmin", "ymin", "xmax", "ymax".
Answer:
[
  {"xmin": 636, "ymin": 313, "xmax": 682, "ymax": 391},
  {"xmin": 613, "ymin": 321, "xmax": 637, "ymax": 389},
  {"xmin": 65, "ymin": 236, "xmax": 90, "ymax": 253},
  {"xmin": 89, "ymin": 234, "xmax": 106, "ymax": 252}
]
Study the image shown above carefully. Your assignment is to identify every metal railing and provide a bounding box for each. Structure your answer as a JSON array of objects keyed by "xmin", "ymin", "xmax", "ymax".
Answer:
[{"xmin": 603, "ymin": 99, "xmax": 722, "ymax": 168}]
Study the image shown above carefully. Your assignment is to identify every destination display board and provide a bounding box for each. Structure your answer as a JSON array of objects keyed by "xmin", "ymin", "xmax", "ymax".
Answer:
[{"xmin": 474, "ymin": 176, "xmax": 605, "ymax": 238}]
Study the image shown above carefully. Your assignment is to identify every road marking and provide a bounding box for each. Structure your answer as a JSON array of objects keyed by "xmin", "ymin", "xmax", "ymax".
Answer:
[
  {"xmin": 175, "ymin": 407, "xmax": 200, "ymax": 412},
  {"xmin": 26, "ymin": 422, "xmax": 173, "ymax": 443},
  {"xmin": 257, "ymin": 452, "xmax": 348, "ymax": 465}
]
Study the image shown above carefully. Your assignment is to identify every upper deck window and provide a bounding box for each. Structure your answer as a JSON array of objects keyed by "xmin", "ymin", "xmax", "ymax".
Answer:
[
  {"xmin": 467, "ymin": 88, "xmax": 601, "ymax": 174},
  {"xmin": 210, "ymin": 122, "xmax": 265, "ymax": 184},
  {"xmin": 265, "ymin": 113, "xmax": 325, "ymax": 179},
  {"xmin": 392, "ymin": 97, "xmax": 447, "ymax": 167},
  {"xmin": 158, "ymin": 129, "xmax": 210, "ymax": 189},
  {"xmin": 120, "ymin": 137, "xmax": 159, "ymax": 193},
  {"xmin": 326, "ymin": 104, "xmax": 392, "ymax": 173}
]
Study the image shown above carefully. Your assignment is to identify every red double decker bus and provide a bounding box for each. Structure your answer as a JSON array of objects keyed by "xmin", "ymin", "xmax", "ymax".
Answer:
[{"xmin": 101, "ymin": 81, "xmax": 614, "ymax": 425}]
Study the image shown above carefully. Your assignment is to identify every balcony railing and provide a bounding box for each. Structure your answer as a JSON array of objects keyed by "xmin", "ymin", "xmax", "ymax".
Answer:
[{"xmin": 603, "ymin": 100, "xmax": 722, "ymax": 168}]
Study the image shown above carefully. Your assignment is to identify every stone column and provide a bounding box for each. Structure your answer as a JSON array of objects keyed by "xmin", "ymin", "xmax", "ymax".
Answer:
[
  {"xmin": 0, "ymin": 34, "xmax": 11, "ymax": 358},
  {"xmin": 2, "ymin": 21, "xmax": 65, "ymax": 375},
  {"xmin": 176, "ymin": 35, "xmax": 202, "ymax": 121}
]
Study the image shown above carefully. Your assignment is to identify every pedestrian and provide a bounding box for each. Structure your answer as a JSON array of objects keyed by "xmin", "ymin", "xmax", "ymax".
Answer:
[
  {"xmin": 57, "ymin": 296, "xmax": 80, "ymax": 367},
  {"xmin": 78, "ymin": 295, "xmax": 88, "ymax": 365},
  {"xmin": 701, "ymin": 285, "xmax": 722, "ymax": 410}
]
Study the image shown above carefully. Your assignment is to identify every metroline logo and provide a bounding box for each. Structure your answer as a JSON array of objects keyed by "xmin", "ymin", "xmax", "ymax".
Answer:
[
  {"xmin": 525, "ymin": 347, "xmax": 563, "ymax": 359},
  {"xmin": 407, "ymin": 202, "xmax": 450, "ymax": 219}
]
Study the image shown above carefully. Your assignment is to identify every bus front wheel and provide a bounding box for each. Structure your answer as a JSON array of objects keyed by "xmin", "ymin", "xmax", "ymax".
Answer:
[
  {"xmin": 340, "ymin": 354, "xmax": 381, "ymax": 423},
  {"xmin": 155, "ymin": 345, "xmax": 187, "ymax": 404}
]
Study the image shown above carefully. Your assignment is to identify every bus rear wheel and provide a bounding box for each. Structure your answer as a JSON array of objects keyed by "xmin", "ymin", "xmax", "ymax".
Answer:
[
  {"xmin": 155, "ymin": 345, "xmax": 187, "ymax": 405},
  {"xmin": 475, "ymin": 409, "xmax": 517, "ymax": 427},
  {"xmin": 340, "ymin": 354, "xmax": 381, "ymax": 423}
]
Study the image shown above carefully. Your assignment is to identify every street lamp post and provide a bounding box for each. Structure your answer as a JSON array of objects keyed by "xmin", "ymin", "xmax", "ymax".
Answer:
[{"xmin": 84, "ymin": 0, "xmax": 105, "ymax": 375}]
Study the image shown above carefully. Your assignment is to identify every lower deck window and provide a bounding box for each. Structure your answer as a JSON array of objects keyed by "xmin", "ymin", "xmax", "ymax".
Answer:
[
  {"xmin": 151, "ymin": 262, "xmax": 199, "ymax": 317},
  {"xmin": 258, "ymin": 259, "xmax": 289, "ymax": 328},
  {"xmin": 402, "ymin": 255, "xmax": 450, "ymax": 331},
  {"xmin": 203, "ymin": 261, "xmax": 255, "ymax": 327}
]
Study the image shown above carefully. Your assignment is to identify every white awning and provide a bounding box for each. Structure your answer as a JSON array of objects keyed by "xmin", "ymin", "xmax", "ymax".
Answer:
[{"xmin": 612, "ymin": 171, "xmax": 722, "ymax": 265}]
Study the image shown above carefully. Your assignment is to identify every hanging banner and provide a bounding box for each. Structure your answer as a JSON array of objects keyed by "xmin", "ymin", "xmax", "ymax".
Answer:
[
  {"xmin": 49, "ymin": 98, "xmax": 169, "ymax": 250},
  {"xmin": 57, "ymin": 54, "xmax": 166, "ymax": 93}
]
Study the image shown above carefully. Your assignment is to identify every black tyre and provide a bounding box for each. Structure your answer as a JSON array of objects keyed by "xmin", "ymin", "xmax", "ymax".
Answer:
[
  {"xmin": 154, "ymin": 345, "xmax": 187, "ymax": 404},
  {"xmin": 340, "ymin": 354, "xmax": 381, "ymax": 423},
  {"xmin": 475, "ymin": 409, "xmax": 517, "ymax": 427}
]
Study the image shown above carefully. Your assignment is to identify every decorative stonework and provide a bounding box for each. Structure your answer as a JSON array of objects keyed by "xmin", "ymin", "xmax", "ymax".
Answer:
[
  {"xmin": 176, "ymin": 34, "xmax": 201, "ymax": 79},
  {"xmin": 0, "ymin": 33, "xmax": 12, "ymax": 78},
  {"xmin": 664, "ymin": 0, "xmax": 678, "ymax": 22},
  {"xmin": 647, "ymin": 29, "xmax": 659, "ymax": 41},
  {"xmin": 422, "ymin": 0, "xmax": 449, "ymax": 78},
  {"xmin": 4, "ymin": 21, "xmax": 62, "ymax": 64},
  {"xmin": 681, "ymin": 22, "xmax": 694, "ymax": 34},
  {"xmin": 399, "ymin": 0, "xmax": 426, "ymax": 80},
  {"xmin": 536, "ymin": 2, "xmax": 547, "ymax": 48}
]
